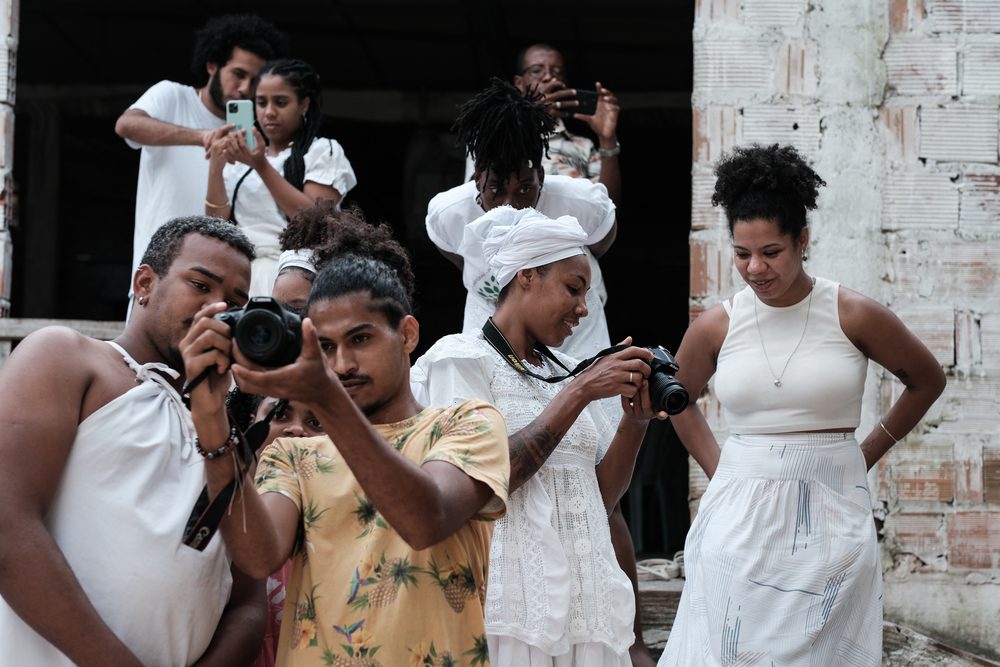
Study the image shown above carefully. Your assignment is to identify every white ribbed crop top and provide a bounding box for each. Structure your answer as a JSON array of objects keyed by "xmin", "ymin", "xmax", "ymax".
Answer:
[{"xmin": 712, "ymin": 276, "xmax": 869, "ymax": 434}]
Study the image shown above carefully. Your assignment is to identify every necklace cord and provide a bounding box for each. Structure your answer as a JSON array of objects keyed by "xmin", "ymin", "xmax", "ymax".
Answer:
[{"xmin": 754, "ymin": 279, "xmax": 815, "ymax": 388}]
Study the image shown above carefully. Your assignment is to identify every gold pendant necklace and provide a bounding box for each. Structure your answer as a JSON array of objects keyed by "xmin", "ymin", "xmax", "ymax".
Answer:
[{"xmin": 754, "ymin": 278, "xmax": 815, "ymax": 388}]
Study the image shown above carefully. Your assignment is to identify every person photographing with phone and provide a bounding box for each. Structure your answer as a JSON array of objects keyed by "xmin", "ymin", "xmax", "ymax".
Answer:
[
  {"xmin": 513, "ymin": 43, "xmax": 622, "ymax": 204},
  {"xmin": 206, "ymin": 58, "xmax": 357, "ymax": 297}
]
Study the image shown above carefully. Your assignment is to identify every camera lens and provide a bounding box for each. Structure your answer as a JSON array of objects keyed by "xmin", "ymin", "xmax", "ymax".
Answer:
[
  {"xmin": 648, "ymin": 372, "xmax": 689, "ymax": 415},
  {"xmin": 235, "ymin": 310, "xmax": 284, "ymax": 365},
  {"xmin": 228, "ymin": 102, "xmax": 237, "ymax": 112}
]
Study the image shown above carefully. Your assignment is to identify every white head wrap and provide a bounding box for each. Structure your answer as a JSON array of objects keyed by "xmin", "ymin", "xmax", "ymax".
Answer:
[
  {"xmin": 463, "ymin": 206, "xmax": 588, "ymax": 289},
  {"xmin": 275, "ymin": 248, "xmax": 317, "ymax": 276}
]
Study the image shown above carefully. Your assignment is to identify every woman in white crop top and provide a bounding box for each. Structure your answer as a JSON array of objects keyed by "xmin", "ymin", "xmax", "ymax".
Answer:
[{"xmin": 658, "ymin": 145, "xmax": 945, "ymax": 667}]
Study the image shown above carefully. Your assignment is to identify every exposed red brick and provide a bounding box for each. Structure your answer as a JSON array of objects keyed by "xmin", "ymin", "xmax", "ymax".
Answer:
[
  {"xmin": 984, "ymin": 448, "xmax": 1000, "ymax": 504},
  {"xmin": 692, "ymin": 107, "xmax": 740, "ymax": 163},
  {"xmin": 775, "ymin": 41, "xmax": 814, "ymax": 96},
  {"xmin": 888, "ymin": 512, "xmax": 946, "ymax": 561},
  {"xmin": 885, "ymin": 36, "xmax": 957, "ymax": 96},
  {"xmin": 960, "ymin": 174, "xmax": 1000, "ymax": 230},
  {"xmin": 893, "ymin": 445, "xmax": 955, "ymax": 502},
  {"xmin": 947, "ymin": 510, "xmax": 1000, "ymax": 569},
  {"xmin": 880, "ymin": 106, "xmax": 920, "ymax": 163},
  {"xmin": 926, "ymin": 0, "xmax": 1000, "ymax": 33},
  {"xmin": 890, "ymin": 0, "xmax": 909, "ymax": 32},
  {"xmin": 954, "ymin": 440, "xmax": 983, "ymax": 504},
  {"xmin": 696, "ymin": 0, "xmax": 740, "ymax": 23}
]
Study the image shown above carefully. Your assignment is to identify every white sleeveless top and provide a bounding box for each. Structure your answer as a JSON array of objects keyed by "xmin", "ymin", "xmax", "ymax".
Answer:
[
  {"xmin": 411, "ymin": 334, "xmax": 635, "ymax": 655},
  {"xmin": 712, "ymin": 277, "xmax": 868, "ymax": 434},
  {"xmin": 0, "ymin": 342, "xmax": 232, "ymax": 666}
]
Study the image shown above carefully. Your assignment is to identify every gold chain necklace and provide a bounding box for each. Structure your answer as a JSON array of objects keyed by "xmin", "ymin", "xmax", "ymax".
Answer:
[{"xmin": 753, "ymin": 278, "xmax": 815, "ymax": 388}]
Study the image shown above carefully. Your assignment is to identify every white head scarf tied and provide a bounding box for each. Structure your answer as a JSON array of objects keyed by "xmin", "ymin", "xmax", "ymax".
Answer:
[
  {"xmin": 463, "ymin": 206, "xmax": 588, "ymax": 289},
  {"xmin": 275, "ymin": 248, "xmax": 317, "ymax": 276}
]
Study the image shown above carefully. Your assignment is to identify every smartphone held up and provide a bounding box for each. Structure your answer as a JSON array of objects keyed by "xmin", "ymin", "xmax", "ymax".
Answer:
[{"xmin": 226, "ymin": 100, "xmax": 257, "ymax": 151}]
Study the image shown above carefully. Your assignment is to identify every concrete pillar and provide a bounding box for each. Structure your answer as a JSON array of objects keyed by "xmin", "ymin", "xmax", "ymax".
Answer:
[{"xmin": 0, "ymin": 0, "xmax": 17, "ymax": 317}]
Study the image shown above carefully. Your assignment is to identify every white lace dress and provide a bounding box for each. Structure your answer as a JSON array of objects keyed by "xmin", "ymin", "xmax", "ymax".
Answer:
[{"xmin": 411, "ymin": 333, "xmax": 634, "ymax": 666}]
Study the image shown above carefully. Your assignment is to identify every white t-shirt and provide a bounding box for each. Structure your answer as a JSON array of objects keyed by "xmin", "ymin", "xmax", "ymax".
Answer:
[
  {"xmin": 125, "ymin": 81, "xmax": 223, "ymax": 281},
  {"xmin": 223, "ymin": 137, "xmax": 357, "ymax": 296},
  {"xmin": 425, "ymin": 176, "xmax": 615, "ymax": 359}
]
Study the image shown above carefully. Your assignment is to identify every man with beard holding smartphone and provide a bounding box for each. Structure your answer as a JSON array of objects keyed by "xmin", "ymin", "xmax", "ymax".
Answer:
[
  {"xmin": 514, "ymin": 43, "xmax": 622, "ymax": 204},
  {"xmin": 116, "ymin": 14, "xmax": 286, "ymax": 309}
]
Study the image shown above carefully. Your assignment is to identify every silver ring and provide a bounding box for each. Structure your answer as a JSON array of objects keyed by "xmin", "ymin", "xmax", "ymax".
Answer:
[
  {"xmin": 628, "ymin": 371, "xmax": 634, "ymax": 384},
  {"xmin": 555, "ymin": 100, "xmax": 562, "ymax": 109}
]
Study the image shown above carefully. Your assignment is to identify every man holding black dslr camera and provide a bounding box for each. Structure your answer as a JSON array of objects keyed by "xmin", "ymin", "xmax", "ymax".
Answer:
[
  {"xmin": 0, "ymin": 217, "xmax": 264, "ymax": 666},
  {"xmin": 514, "ymin": 43, "xmax": 622, "ymax": 204},
  {"xmin": 180, "ymin": 233, "xmax": 510, "ymax": 666}
]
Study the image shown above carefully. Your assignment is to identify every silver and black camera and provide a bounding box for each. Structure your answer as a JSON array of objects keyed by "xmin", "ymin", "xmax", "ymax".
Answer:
[
  {"xmin": 215, "ymin": 296, "xmax": 302, "ymax": 367},
  {"xmin": 643, "ymin": 346, "xmax": 689, "ymax": 415}
]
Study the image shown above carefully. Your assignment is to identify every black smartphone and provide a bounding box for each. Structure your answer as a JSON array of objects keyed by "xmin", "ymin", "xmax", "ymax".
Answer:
[{"xmin": 571, "ymin": 90, "xmax": 599, "ymax": 116}]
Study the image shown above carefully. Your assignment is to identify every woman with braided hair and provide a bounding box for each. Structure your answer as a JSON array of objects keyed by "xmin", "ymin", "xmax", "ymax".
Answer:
[
  {"xmin": 206, "ymin": 58, "xmax": 356, "ymax": 296},
  {"xmin": 425, "ymin": 77, "xmax": 617, "ymax": 362},
  {"xmin": 658, "ymin": 144, "xmax": 945, "ymax": 666}
]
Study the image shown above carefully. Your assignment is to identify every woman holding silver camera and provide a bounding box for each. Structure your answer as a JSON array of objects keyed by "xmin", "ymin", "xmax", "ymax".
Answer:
[
  {"xmin": 205, "ymin": 58, "xmax": 356, "ymax": 297},
  {"xmin": 658, "ymin": 144, "xmax": 945, "ymax": 666},
  {"xmin": 412, "ymin": 206, "xmax": 667, "ymax": 667}
]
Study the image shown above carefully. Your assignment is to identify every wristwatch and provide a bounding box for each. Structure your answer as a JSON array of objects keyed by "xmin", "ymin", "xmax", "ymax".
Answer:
[{"xmin": 598, "ymin": 142, "xmax": 621, "ymax": 158}]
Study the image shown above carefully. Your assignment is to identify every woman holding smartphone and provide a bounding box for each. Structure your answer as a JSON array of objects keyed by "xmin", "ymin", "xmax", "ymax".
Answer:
[{"xmin": 206, "ymin": 58, "xmax": 356, "ymax": 296}]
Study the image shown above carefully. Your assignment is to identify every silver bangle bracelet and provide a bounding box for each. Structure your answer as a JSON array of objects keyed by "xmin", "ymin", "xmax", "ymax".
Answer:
[{"xmin": 879, "ymin": 419, "xmax": 900, "ymax": 444}]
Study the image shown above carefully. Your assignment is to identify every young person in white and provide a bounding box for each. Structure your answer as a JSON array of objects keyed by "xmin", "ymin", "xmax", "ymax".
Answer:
[
  {"xmin": 206, "ymin": 59, "xmax": 356, "ymax": 296},
  {"xmin": 658, "ymin": 144, "xmax": 946, "ymax": 666},
  {"xmin": 115, "ymin": 15, "xmax": 285, "ymax": 295},
  {"xmin": 427, "ymin": 174, "xmax": 614, "ymax": 360},
  {"xmin": 0, "ymin": 218, "xmax": 264, "ymax": 667},
  {"xmin": 412, "ymin": 207, "xmax": 668, "ymax": 666}
]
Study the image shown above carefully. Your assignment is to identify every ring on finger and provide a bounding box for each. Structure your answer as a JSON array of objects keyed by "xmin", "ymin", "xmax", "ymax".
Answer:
[
  {"xmin": 628, "ymin": 371, "xmax": 634, "ymax": 384},
  {"xmin": 555, "ymin": 100, "xmax": 562, "ymax": 109}
]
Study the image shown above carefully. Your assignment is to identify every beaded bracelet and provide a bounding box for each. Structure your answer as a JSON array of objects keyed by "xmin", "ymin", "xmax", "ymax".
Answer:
[{"xmin": 196, "ymin": 426, "xmax": 239, "ymax": 460}]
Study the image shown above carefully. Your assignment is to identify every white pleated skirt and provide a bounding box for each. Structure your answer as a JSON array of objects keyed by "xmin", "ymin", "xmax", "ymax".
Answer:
[{"xmin": 659, "ymin": 433, "xmax": 883, "ymax": 666}]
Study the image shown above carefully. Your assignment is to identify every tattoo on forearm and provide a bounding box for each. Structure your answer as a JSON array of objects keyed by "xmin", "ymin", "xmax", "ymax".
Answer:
[{"xmin": 508, "ymin": 421, "xmax": 566, "ymax": 490}]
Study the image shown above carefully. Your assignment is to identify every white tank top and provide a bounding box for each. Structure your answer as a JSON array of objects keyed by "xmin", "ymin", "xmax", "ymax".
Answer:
[
  {"xmin": 712, "ymin": 277, "xmax": 868, "ymax": 434},
  {"xmin": 0, "ymin": 342, "xmax": 232, "ymax": 666}
]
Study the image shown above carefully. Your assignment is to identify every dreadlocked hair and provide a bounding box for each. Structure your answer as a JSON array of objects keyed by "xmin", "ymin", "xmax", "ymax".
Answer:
[
  {"xmin": 279, "ymin": 200, "xmax": 340, "ymax": 252},
  {"xmin": 307, "ymin": 206, "xmax": 416, "ymax": 326},
  {"xmin": 712, "ymin": 143, "xmax": 826, "ymax": 238},
  {"xmin": 453, "ymin": 77, "xmax": 555, "ymax": 182},
  {"xmin": 254, "ymin": 59, "xmax": 322, "ymax": 191}
]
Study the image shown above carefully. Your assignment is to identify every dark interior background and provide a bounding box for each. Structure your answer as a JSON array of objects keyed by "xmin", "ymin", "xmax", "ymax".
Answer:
[{"xmin": 12, "ymin": 0, "xmax": 694, "ymax": 555}]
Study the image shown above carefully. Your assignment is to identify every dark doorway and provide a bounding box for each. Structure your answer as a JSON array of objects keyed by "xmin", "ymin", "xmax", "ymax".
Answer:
[{"xmin": 12, "ymin": 0, "xmax": 693, "ymax": 556}]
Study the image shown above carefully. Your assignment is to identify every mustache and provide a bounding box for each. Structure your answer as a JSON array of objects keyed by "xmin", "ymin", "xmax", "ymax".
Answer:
[{"xmin": 337, "ymin": 373, "xmax": 370, "ymax": 384}]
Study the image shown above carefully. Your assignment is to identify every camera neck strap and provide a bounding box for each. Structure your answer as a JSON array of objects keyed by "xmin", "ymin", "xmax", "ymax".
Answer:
[
  {"xmin": 181, "ymin": 400, "xmax": 288, "ymax": 551},
  {"xmin": 481, "ymin": 318, "xmax": 624, "ymax": 384}
]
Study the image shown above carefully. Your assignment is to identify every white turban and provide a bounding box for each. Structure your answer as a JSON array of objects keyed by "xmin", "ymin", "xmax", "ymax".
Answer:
[
  {"xmin": 275, "ymin": 248, "xmax": 316, "ymax": 276},
  {"xmin": 462, "ymin": 206, "xmax": 588, "ymax": 290}
]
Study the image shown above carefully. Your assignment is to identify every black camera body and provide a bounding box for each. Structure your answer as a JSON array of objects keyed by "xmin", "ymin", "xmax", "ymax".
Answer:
[
  {"xmin": 215, "ymin": 296, "xmax": 302, "ymax": 367},
  {"xmin": 643, "ymin": 345, "xmax": 689, "ymax": 415}
]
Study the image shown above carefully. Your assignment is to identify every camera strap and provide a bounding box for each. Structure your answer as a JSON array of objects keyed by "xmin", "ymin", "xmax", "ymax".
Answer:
[
  {"xmin": 481, "ymin": 318, "xmax": 624, "ymax": 383},
  {"xmin": 181, "ymin": 400, "xmax": 288, "ymax": 551}
]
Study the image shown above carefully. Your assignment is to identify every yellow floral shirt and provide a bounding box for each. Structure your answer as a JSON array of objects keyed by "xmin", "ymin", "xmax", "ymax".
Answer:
[{"xmin": 255, "ymin": 399, "xmax": 509, "ymax": 667}]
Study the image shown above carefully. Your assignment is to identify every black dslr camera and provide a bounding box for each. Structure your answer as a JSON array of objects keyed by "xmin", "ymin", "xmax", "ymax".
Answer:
[
  {"xmin": 643, "ymin": 346, "xmax": 689, "ymax": 415},
  {"xmin": 215, "ymin": 296, "xmax": 302, "ymax": 367}
]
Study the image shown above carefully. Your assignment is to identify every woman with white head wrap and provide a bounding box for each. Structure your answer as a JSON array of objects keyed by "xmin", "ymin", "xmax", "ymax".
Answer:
[{"xmin": 412, "ymin": 206, "xmax": 668, "ymax": 667}]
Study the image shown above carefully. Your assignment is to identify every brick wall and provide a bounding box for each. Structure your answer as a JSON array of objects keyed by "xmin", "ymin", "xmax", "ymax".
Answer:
[{"xmin": 691, "ymin": 0, "xmax": 999, "ymax": 657}]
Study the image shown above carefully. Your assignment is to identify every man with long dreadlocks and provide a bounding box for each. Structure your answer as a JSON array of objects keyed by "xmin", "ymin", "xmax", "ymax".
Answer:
[
  {"xmin": 426, "ymin": 77, "xmax": 616, "ymax": 362},
  {"xmin": 422, "ymin": 78, "xmax": 658, "ymax": 666}
]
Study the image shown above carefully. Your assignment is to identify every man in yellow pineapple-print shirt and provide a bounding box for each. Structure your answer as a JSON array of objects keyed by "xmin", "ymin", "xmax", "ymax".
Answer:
[{"xmin": 180, "ymin": 236, "xmax": 510, "ymax": 667}]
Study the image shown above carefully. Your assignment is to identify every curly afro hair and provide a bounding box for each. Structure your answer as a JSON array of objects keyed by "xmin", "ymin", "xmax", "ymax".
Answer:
[
  {"xmin": 279, "ymin": 200, "xmax": 341, "ymax": 253},
  {"xmin": 308, "ymin": 206, "xmax": 417, "ymax": 327},
  {"xmin": 712, "ymin": 144, "xmax": 826, "ymax": 238},
  {"xmin": 453, "ymin": 77, "xmax": 555, "ymax": 182},
  {"xmin": 190, "ymin": 14, "xmax": 287, "ymax": 82}
]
